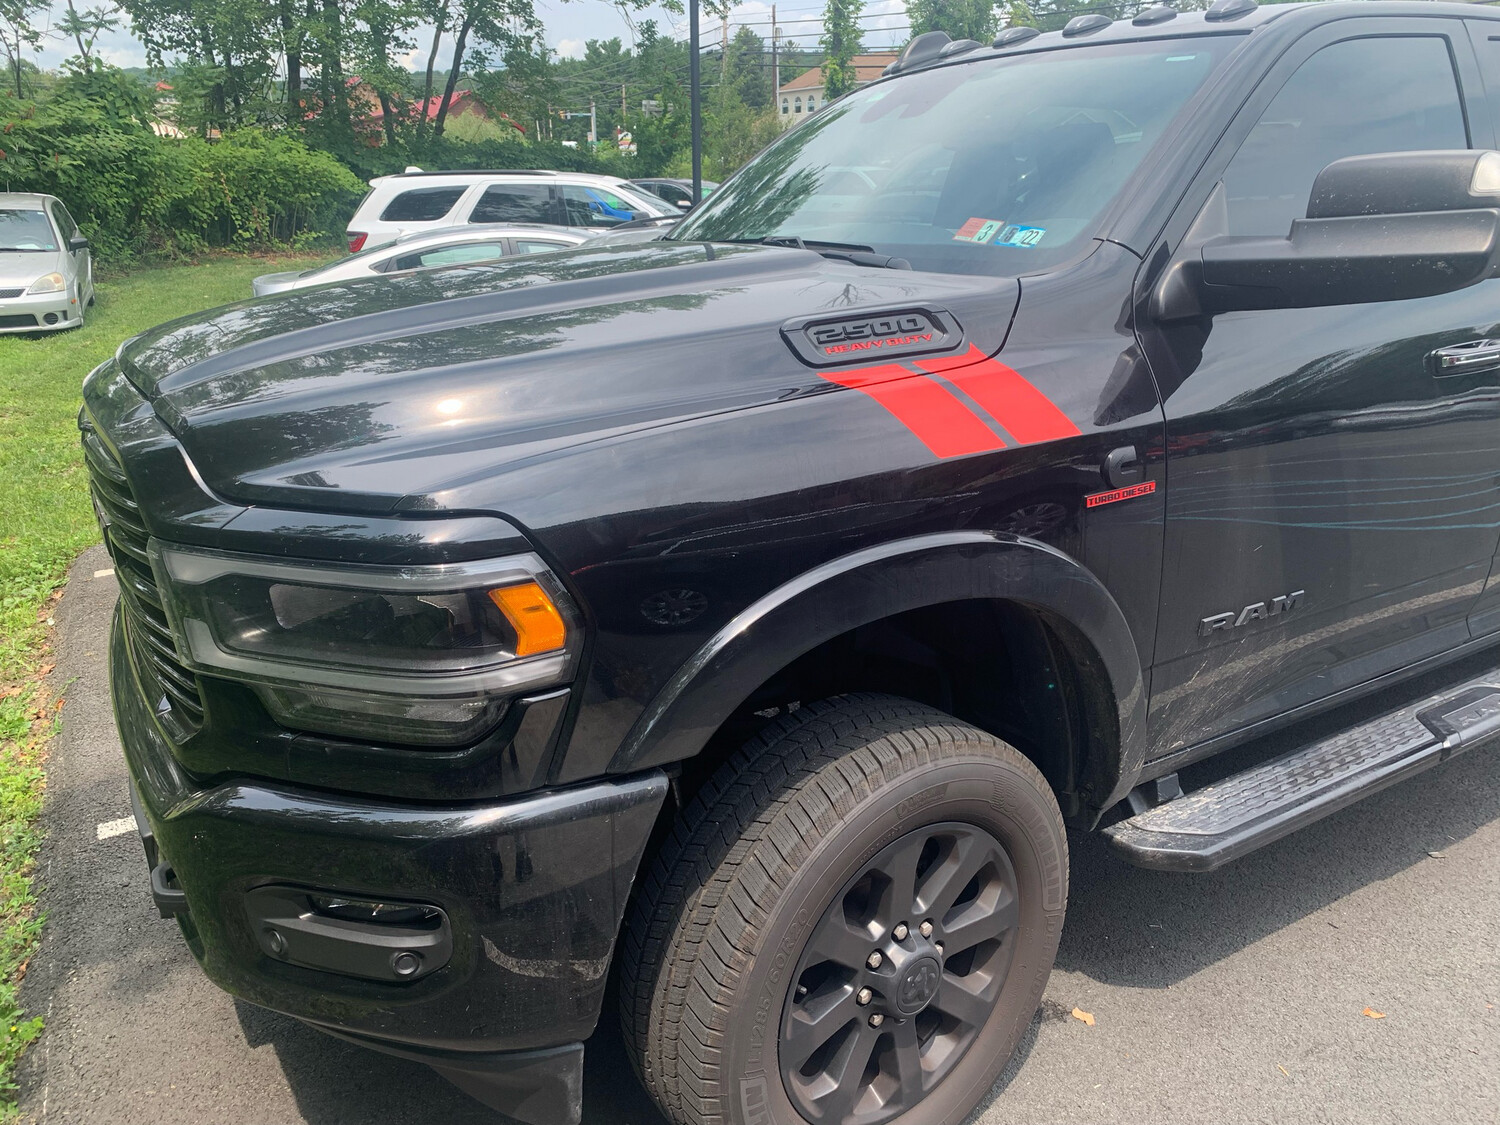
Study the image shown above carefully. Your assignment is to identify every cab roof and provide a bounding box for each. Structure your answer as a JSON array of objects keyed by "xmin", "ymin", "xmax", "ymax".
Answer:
[{"xmin": 885, "ymin": 0, "xmax": 1499, "ymax": 77}]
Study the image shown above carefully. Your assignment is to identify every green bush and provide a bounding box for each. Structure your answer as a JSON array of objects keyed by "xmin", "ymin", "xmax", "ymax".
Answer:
[{"xmin": 0, "ymin": 82, "xmax": 366, "ymax": 262}]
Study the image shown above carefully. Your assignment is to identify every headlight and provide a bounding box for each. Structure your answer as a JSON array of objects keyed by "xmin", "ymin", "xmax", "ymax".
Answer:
[
  {"xmin": 150, "ymin": 544, "xmax": 578, "ymax": 746},
  {"xmin": 27, "ymin": 273, "xmax": 66, "ymax": 295}
]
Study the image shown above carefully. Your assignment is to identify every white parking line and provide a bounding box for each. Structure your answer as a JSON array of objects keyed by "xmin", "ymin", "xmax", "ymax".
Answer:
[
  {"xmin": 95, "ymin": 816, "xmax": 136, "ymax": 841},
  {"xmin": 93, "ymin": 568, "xmax": 114, "ymax": 579}
]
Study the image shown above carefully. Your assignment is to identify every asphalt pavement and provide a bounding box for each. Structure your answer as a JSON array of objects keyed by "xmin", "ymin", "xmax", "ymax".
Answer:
[{"xmin": 16, "ymin": 545, "xmax": 1500, "ymax": 1125}]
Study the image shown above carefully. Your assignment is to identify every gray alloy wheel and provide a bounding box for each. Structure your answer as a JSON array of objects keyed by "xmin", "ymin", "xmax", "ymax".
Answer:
[{"xmin": 619, "ymin": 693, "xmax": 1069, "ymax": 1125}]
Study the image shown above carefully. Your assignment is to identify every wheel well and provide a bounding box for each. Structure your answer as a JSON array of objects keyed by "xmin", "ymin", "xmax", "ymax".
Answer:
[{"xmin": 669, "ymin": 598, "xmax": 1121, "ymax": 826}]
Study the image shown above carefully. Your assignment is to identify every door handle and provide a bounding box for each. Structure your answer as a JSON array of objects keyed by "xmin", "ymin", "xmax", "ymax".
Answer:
[
  {"xmin": 1102, "ymin": 445, "xmax": 1144, "ymax": 487},
  {"xmin": 1429, "ymin": 339, "xmax": 1500, "ymax": 377}
]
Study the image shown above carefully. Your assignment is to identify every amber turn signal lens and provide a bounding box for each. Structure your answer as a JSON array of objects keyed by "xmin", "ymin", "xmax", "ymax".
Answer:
[{"xmin": 488, "ymin": 582, "xmax": 567, "ymax": 656}]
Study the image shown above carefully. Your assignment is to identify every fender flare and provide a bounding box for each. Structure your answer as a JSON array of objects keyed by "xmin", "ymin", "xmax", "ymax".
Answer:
[{"xmin": 611, "ymin": 531, "xmax": 1148, "ymax": 814}]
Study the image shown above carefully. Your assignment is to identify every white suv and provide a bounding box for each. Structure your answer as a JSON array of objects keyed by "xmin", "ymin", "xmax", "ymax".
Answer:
[{"xmin": 346, "ymin": 170, "xmax": 679, "ymax": 253}]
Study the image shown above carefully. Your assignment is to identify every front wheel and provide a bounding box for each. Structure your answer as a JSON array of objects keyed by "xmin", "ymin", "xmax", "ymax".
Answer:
[{"xmin": 619, "ymin": 694, "xmax": 1068, "ymax": 1125}]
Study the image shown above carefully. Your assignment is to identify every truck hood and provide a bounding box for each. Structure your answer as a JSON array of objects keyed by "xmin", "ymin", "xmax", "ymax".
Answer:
[{"xmin": 117, "ymin": 241, "xmax": 1021, "ymax": 513}]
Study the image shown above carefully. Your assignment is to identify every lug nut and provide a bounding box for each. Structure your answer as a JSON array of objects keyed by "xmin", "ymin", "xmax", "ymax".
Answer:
[
  {"xmin": 868, "ymin": 1013, "xmax": 884, "ymax": 1028},
  {"xmin": 856, "ymin": 987, "xmax": 873, "ymax": 1006},
  {"xmin": 867, "ymin": 951, "xmax": 883, "ymax": 970},
  {"xmin": 391, "ymin": 951, "xmax": 423, "ymax": 977},
  {"xmin": 934, "ymin": 942, "xmax": 943, "ymax": 955},
  {"xmin": 919, "ymin": 920, "xmax": 933, "ymax": 939},
  {"xmin": 893, "ymin": 922, "xmax": 909, "ymax": 941}
]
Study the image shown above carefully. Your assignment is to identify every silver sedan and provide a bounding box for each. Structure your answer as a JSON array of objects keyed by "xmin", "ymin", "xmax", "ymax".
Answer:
[
  {"xmin": 0, "ymin": 192, "xmax": 94, "ymax": 333},
  {"xmin": 252, "ymin": 224, "xmax": 596, "ymax": 297}
]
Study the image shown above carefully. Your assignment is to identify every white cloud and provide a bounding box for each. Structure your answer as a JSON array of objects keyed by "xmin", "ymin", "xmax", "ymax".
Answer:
[
  {"xmin": 97, "ymin": 43, "xmax": 149, "ymax": 69},
  {"xmin": 555, "ymin": 38, "xmax": 587, "ymax": 60}
]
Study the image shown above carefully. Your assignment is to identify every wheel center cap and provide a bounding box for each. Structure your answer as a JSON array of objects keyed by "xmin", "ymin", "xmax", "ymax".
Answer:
[{"xmin": 894, "ymin": 955, "xmax": 942, "ymax": 1015}]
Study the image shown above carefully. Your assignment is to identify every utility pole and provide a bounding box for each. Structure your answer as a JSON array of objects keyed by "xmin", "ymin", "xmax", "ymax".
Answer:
[
  {"xmin": 690, "ymin": 0, "xmax": 702, "ymax": 204},
  {"xmin": 621, "ymin": 82, "xmax": 627, "ymax": 122},
  {"xmin": 722, "ymin": 12, "xmax": 729, "ymax": 97},
  {"xmin": 589, "ymin": 99, "xmax": 597, "ymax": 146},
  {"xmin": 771, "ymin": 5, "xmax": 779, "ymax": 113}
]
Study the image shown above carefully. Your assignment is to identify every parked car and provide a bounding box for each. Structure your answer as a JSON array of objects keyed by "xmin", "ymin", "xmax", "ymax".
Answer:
[
  {"xmin": 84, "ymin": 3, "xmax": 1500, "ymax": 1125},
  {"xmin": 346, "ymin": 170, "xmax": 678, "ymax": 252},
  {"xmin": 0, "ymin": 192, "xmax": 94, "ymax": 333},
  {"xmin": 251, "ymin": 224, "xmax": 595, "ymax": 297},
  {"xmin": 583, "ymin": 216, "xmax": 680, "ymax": 247},
  {"xmin": 630, "ymin": 177, "xmax": 719, "ymax": 209}
]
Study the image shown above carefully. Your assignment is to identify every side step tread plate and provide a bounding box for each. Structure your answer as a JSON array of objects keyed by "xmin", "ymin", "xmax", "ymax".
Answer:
[{"xmin": 1104, "ymin": 662, "xmax": 1500, "ymax": 871}]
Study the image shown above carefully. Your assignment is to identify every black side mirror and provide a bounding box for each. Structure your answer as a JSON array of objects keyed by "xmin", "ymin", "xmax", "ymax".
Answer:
[
  {"xmin": 68, "ymin": 234, "xmax": 90, "ymax": 252},
  {"xmin": 1155, "ymin": 150, "xmax": 1500, "ymax": 319}
]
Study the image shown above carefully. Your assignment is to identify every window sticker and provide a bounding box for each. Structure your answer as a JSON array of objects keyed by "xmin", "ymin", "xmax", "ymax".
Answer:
[
  {"xmin": 953, "ymin": 217, "xmax": 1006, "ymax": 243},
  {"xmin": 992, "ymin": 224, "xmax": 1045, "ymax": 248}
]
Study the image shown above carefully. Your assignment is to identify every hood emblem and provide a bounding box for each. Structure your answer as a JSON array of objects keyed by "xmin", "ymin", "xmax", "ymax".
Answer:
[{"xmin": 782, "ymin": 306, "xmax": 963, "ymax": 368}]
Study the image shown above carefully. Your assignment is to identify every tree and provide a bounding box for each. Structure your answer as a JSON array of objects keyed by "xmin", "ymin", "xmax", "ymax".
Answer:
[
  {"xmin": 725, "ymin": 26, "xmax": 769, "ymax": 110},
  {"xmin": 119, "ymin": 0, "xmax": 280, "ymax": 130},
  {"xmin": 0, "ymin": 0, "xmax": 45, "ymax": 99},
  {"xmin": 819, "ymin": 0, "xmax": 862, "ymax": 101},
  {"xmin": 58, "ymin": 0, "xmax": 122, "ymax": 72},
  {"xmin": 908, "ymin": 0, "xmax": 997, "ymax": 43}
]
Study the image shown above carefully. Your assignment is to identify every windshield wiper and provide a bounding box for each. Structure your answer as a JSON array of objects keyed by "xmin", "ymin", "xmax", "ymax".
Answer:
[
  {"xmin": 725, "ymin": 235, "xmax": 912, "ymax": 270},
  {"xmin": 0, "ymin": 247, "xmax": 46, "ymax": 253}
]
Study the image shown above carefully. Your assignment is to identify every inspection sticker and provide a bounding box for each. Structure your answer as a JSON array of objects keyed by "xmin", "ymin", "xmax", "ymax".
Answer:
[
  {"xmin": 992, "ymin": 224, "xmax": 1045, "ymax": 248},
  {"xmin": 953, "ymin": 217, "xmax": 1005, "ymax": 243}
]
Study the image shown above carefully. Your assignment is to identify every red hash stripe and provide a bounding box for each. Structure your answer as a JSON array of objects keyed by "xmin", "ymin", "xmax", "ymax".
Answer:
[
  {"xmin": 822, "ymin": 364, "xmax": 1006, "ymax": 459},
  {"xmin": 917, "ymin": 346, "xmax": 1081, "ymax": 445}
]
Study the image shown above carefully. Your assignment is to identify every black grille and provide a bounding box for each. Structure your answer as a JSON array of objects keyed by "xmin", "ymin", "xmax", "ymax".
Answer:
[
  {"xmin": 0, "ymin": 288, "xmax": 24, "ymax": 299},
  {"xmin": 80, "ymin": 416, "xmax": 206, "ymax": 731},
  {"xmin": 0, "ymin": 314, "xmax": 38, "ymax": 329}
]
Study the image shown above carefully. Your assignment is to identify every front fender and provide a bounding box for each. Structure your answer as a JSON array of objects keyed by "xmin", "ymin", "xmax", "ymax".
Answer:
[{"xmin": 610, "ymin": 531, "xmax": 1147, "ymax": 816}]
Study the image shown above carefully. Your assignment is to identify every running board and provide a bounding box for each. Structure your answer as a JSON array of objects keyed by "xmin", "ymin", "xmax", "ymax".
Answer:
[{"xmin": 1104, "ymin": 663, "xmax": 1500, "ymax": 872}]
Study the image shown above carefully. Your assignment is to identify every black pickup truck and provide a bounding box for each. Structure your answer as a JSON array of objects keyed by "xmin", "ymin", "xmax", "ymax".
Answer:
[{"xmin": 82, "ymin": 2, "xmax": 1500, "ymax": 1123}]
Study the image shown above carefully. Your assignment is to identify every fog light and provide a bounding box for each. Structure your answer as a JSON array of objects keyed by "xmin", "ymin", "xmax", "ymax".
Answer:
[
  {"xmin": 43, "ymin": 313, "xmax": 58, "ymax": 325},
  {"xmin": 307, "ymin": 893, "xmax": 440, "ymax": 926}
]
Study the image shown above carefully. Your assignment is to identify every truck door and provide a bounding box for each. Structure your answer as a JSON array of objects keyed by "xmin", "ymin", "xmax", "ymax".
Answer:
[
  {"xmin": 1457, "ymin": 17, "xmax": 1500, "ymax": 639},
  {"xmin": 1137, "ymin": 18, "xmax": 1500, "ymax": 760}
]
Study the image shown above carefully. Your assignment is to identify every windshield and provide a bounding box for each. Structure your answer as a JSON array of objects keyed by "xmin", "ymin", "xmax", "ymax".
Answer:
[
  {"xmin": 611, "ymin": 181, "xmax": 679, "ymax": 217},
  {"xmin": 0, "ymin": 208, "xmax": 58, "ymax": 252},
  {"xmin": 672, "ymin": 37, "xmax": 1233, "ymax": 274}
]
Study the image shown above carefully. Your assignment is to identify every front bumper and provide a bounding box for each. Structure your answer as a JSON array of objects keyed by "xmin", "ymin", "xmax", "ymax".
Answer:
[
  {"xmin": 111, "ymin": 608, "xmax": 668, "ymax": 1122},
  {"xmin": 0, "ymin": 290, "xmax": 77, "ymax": 332}
]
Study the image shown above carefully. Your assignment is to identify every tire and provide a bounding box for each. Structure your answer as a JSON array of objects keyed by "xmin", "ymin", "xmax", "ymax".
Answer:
[{"xmin": 619, "ymin": 693, "xmax": 1068, "ymax": 1125}]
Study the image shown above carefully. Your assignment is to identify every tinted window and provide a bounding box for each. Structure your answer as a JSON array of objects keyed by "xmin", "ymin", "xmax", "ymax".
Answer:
[
  {"xmin": 389, "ymin": 241, "xmax": 509, "ymax": 271},
  {"xmin": 515, "ymin": 239, "xmax": 573, "ymax": 254},
  {"xmin": 52, "ymin": 203, "xmax": 78, "ymax": 241},
  {"xmin": 673, "ymin": 38, "xmax": 1234, "ymax": 275},
  {"xmin": 470, "ymin": 184, "xmax": 556, "ymax": 224},
  {"xmin": 379, "ymin": 186, "xmax": 466, "ymax": 222},
  {"xmin": 0, "ymin": 208, "xmax": 58, "ymax": 251},
  {"xmin": 1223, "ymin": 36, "xmax": 1469, "ymax": 236},
  {"xmin": 561, "ymin": 185, "xmax": 640, "ymax": 227}
]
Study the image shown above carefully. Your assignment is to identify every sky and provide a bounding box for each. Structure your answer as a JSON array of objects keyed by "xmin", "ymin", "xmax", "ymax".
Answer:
[{"xmin": 30, "ymin": 0, "xmax": 913, "ymax": 74}]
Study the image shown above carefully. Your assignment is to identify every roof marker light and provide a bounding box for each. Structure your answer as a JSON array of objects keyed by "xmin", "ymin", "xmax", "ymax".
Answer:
[
  {"xmin": 1062, "ymin": 13, "xmax": 1112, "ymax": 37},
  {"xmin": 1133, "ymin": 5, "xmax": 1178, "ymax": 25},
  {"xmin": 993, "ymin": 25, "xmax": 1041, "ymax": 48}
]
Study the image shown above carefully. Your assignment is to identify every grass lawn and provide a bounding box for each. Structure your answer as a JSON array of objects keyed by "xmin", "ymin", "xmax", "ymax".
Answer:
[{"xmin": 0, "ymin": 252, "xmax": 330, "ymax": 1110}]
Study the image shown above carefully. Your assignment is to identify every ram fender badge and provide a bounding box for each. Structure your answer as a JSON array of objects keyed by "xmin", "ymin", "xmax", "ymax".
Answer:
[
  {"xmin": 1199, "ymin": 590, "xmax": 1304, "ymax": 637},
  {"xmin": 781, "ymin": 306, "xmax": 963, "ymax": 368}
]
